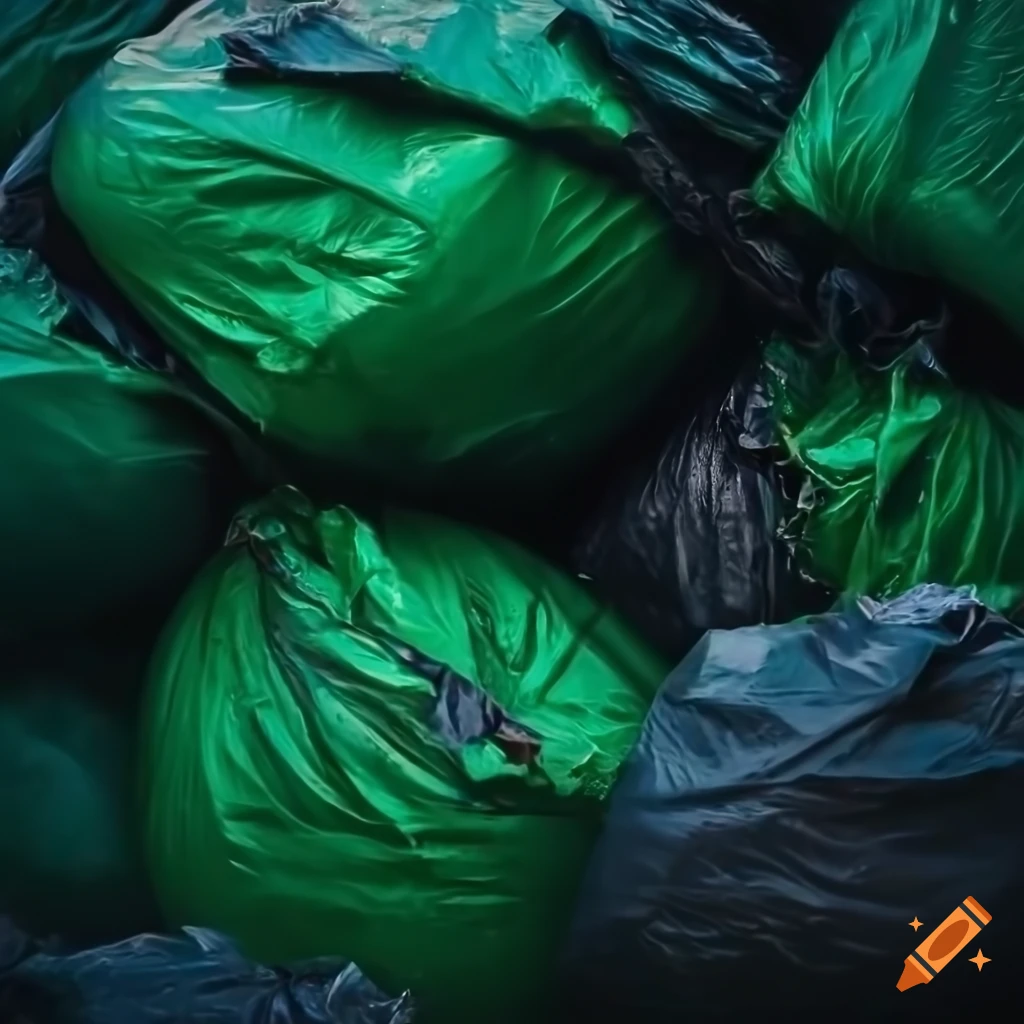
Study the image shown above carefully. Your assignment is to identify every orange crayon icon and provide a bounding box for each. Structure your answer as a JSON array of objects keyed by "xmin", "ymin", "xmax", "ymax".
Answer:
[{"xmin": 897, "ymin": 896, "xmax": 991, "ymax": 991}]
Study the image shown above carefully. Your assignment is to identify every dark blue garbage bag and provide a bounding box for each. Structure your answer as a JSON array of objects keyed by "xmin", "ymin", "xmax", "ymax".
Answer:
[
  {"xmin": 560, "ymin": 585, "xmax": 1024, "ymax": 1021},
  {"xmin": 0, "ymin": 921, "xmax": 414, "ymax": 1024}
]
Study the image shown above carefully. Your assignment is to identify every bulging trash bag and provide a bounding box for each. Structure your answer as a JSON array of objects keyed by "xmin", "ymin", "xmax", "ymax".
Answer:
[
  {"xmin": 0, "ymin": 1, "xmax": 188, "ymax": 169},
  {"xmin": 142, "ymin": 487, "xmax": 665, "ymax": 1023},
  {"xmin": 0, "ymin": 642, "xmax": 158, "ymax": 945},
  {"xmin": 756, "ymin": 0, "xmax": 1024, "ymax": 340},
  {"xmin": 768, "ymin": 336, "xmax": 1024, "ymax": 618},
  {"xmin": 573, "ymin": 358, "xmax": 829, "ymax": 659},
  {"xmin": 0, "ymin": 245, "xmax": 237, "ymax": 637},
  {"xmin": 0, "ymin": 920, "xmax": 414, "ymax": 1023},
  {"xmin": 51, "ymin": 0, "xmax": 715, "ymax": 500},
  {"xmin": 561, "ymin": 585, "xmax": 1024, "ymax": 1020}
]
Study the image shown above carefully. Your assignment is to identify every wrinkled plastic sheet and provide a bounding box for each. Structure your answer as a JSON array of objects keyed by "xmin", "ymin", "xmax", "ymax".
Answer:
[
  {"xmin": 0, "ymin": 921, "xmax": 414, "ymax": 1024},
  {"xmin": 574, "ymin": 357, "xmax": 831, "ymax": 658},
  {"xmin": 557, "ymin": 0, "xmax": 947, "ymax": 368},
  {"xmin": 561, "ymin": 584, "xmax": 1024, "ymax": 1019}
]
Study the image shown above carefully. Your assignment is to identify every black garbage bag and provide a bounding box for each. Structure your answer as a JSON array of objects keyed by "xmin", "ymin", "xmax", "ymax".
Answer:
[
  {"xmin": 0, "ymin": 921, "xmax": 414, "ymax": 1023},
  {"xmin": 573, "ymin": 358, "xmax": 829, "ymax": 659},
  {"xmin": 559, "ymin": 0, "xmax": 852, "ymax": 150},
  {"xmin": 560, "ymin": 585, "xmax": 1024, "ymax": 1020}
]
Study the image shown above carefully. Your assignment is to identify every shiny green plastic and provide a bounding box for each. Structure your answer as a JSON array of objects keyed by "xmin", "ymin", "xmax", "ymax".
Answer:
[
  {"xmin": 768, "ymin": 339, "xmax": 1024, "ymax": 616},
  {"xmin": 142, "ymin": 487, "xmax": 666, "ymax": 1023},
  {"xmin": 0, "ymin": 641, "xmax": 159, "ymax": 944},
  {"xmin": 52, "ymin": 0, "xmax": 714, "ymax": 497},
  {"xmin": 0, "ymin": 246, "xmax": 230, "ymax": 637},
  {"xmin": 755, "ymin": 0, "xmax": 1024, "ymax": 337},
  {"xmin": 0, "ymin": 0, "xmax": 186, "ymax": 167}
]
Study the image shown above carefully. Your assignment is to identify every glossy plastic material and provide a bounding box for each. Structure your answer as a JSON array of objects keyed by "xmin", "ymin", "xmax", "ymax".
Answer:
[
  {"xmin": 0, "ymin": 1, "xmax": 187, "ymax": 168},
  {"xmin": 562, "ymin": 585, "xmax": 1024, "ymax": 1019},
  {"xmin": 768, "ymin": 338, "xmax": 1024, "ymax": 617},
  {"xmin": 574, "ymin": 360, "xmax": 828, "ymax": 658},
  {"xmin": 567, "ymin": 0, "xmax": 944, "ymax": 367},
  {"xmin": 142, "ymin": 487, "xmax": 665, "ymax": 1023},
  {"xmin": 52, "ymin": 0, "xmax": 713, "ymax": 498},
  {"xmin": 0, "ymin": 247, "xmax": 232, "ymax": 637},
  {"xmin": 756, "ymin": 0, "xmax": 1024, "ymax": 339},
  {"xmin": 0, "ymin": 922, "xmax": 414, "ymax": 1024}
]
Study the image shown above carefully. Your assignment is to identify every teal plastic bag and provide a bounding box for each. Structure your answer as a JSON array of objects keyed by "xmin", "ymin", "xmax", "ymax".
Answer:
[
  {"xmin": 142, "ymin": 487, "xmax": 666, "ymax": 1023},
  {"xmin": 0, "ymin": 641, "xmax": 160, "ymax": 944},
  {"xmin": 0, "ymin": 246, "xmax": 235, "ymax": 637},
  {"xmin": 756, "ymin": 0, "xmax": 1024, "ymax": 339},
  {"xmin": 0, "ymin": 1, "xmax": 188, "ymax": 168},
  {"xmin": 52, "ymin": 0, "xmax": 715, "ymax": 499}
]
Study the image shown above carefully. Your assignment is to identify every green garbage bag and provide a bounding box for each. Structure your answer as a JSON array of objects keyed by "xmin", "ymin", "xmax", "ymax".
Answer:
[
  {"xmin": 755, "ymin": 0, "xmax": 1024, "ymax": 338},
  {"xmin": 767, "ymin": 337, "xmax": 1024, "ymax": 616},
  {"xmin": 52, "ymin": 0, "xmax": 714, "ymax": 499},
  {"xmin": 142, "ymin": 487, "xmax": 666, "ymax": 1024},
  {"xmin": 0, "ymin": 245, "xmax": 234, "ymax": 638},
  {"xmin": 0, "ymin": 0, "xmax": 188, "ymax": 168},
  {"xmin": 0, "ymin": 641, "xmax": 159, "ymax": 944}
]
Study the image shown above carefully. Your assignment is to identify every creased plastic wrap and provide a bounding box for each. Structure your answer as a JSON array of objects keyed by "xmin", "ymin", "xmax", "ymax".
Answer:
[
  {"xmin": 756, "ymin": 0, "xmax": 1024, "ymax": 342},
  {"xmin": 52, "ymin": 0, "xmax": 714, "ymax": 500},
  {"xmin": 768, "ymin": 336, "xmax": 1024, "ymax": 618},
  {"xmin": 561, "ymin": 584, "xmax": 1024, "ymax": 1019},
  {"xmin": 0, "ymin": 921, "xmax": 414, "ymax": 1024},
  {"xmin": 142, "ymin": 486, "xmax": 665, "ymax": 1023}
]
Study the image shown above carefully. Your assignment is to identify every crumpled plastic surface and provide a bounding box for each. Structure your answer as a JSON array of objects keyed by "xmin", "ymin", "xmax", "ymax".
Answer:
[
  {"xmin": 0, "ymin": 1, "xmax": 190, "ymax": 169},
  {"xmin": 142, "ymin": 486, "xmax": 665, "ymax": 1024},
  {"xmin": 52, "ymin": 0, "xmax": 713, "ymax": 500},
  {"xmin": 0, "ymin": 246, "xmax": 236, "ymax": 638},
  {"xmin": 561, "ymin": 584, "xmax": 1024, "ymax": 1020},
  {"xmin": 0, "ymin": 921, "xmax": 414, "ymax": 1024},
  {"xmin": 0, "ymin": 643, "xmax": 159, "ymax": 945},
  {"xmin": 767, "ymin": 336, "xmax": 1024, "ymax": 618},
  {"xmin": 756, "ymin": 0, "xmax": 1024, "ymax": 341},
  {"xmin": 563, "ymin": 0, "xmax": 945, "ymax": 367},
  {"xmin": 574, "ymin": 357, "xmax": 829, "ymax": 659},
  {"xmin": 558, "ymin": 0, "xmax": 849, "ymax": 149}
]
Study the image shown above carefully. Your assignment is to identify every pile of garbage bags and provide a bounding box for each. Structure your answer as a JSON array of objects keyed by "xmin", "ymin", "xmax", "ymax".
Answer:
[{"xmin": 4, "ymin": 0, "xmax": 1024, "ymax": 1020}]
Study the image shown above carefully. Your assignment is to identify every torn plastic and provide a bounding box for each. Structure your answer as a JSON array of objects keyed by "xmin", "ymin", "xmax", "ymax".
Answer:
[
  {"xmin": 0, "ymin": 920, "xmax": 414, "ymax": 1024},
  {"xmin": 142, "ymin": 486, "xmax": 665, "ymax": 1023},
  {"xmin": 51, "ymin": 0, "xmax": 715, "ymax": 502},
  {"xmin": 561, "ymin": 584, "xmax": 1024, "ymax": 1020},
  {"xmin": 766, "ymin": 334, "xmax": 1024, "ymax": 619}
]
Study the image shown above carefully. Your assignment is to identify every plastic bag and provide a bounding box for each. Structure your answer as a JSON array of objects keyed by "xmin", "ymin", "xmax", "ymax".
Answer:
[
  {"xmin": 0, "ymin": 1, "xmax": 189, "ymax": 169},
  {"xmin": 561, "ymin": 585, "xmax": 1024, "ymax": 1020},
  {"xmin": 756, "ymin": 0, "xmax": 1024, "ymax": 341},
  {"xmin": 562, "ymin": 0, "xmax": 945, "ymax": 366},
  {"xmin": 573, "ymin": 357, "xmax": 829, "ymax": 659},
  {"xmin": 768, "ymin": 336, "xmax": 1024, "ymax": 618},
  {"xmin": 0, "ymin": 643, "xmax": 158, "ymax": 945},
  {"xmin": 558, "ymin": 0, "xmax": 851, "ymax": 150},
  {"xmin": 0, "ymin": 246, "xmax": 239, "ymax": 637},
  {"xmin": 0, "ymin": 920, "xmax": 414, "ymax": 1023},
  {"xmin": 51, "ymin": 0, "xmax": 715, "ymax": 501},
  {"xmin": 142, "ymin": 487, "xmax": 665, "ymax": 1023}
]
